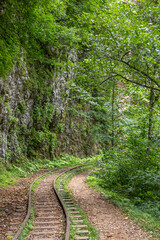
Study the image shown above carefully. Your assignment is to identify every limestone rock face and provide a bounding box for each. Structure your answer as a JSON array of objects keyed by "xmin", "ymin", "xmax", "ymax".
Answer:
[
  {"xmin": 0, "ymin": 66, "xmax": 33, "ymax": 162},
  {"xmin": 0, "ymin": 50, "xmax": 76, "ymax": 162},
  {"xmin": 0, "ymin": 49, "xmax": 97, "ymax": 163}
]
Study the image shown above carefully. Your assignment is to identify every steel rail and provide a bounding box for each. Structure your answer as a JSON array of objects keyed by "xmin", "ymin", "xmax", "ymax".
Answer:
[
  {"xmin": 53, "ymin": 165, "xmax": 88, "ymax": 240},
  {"xmin": 12, "ymin": 169, "xmax": 55, "ymax": 240}
]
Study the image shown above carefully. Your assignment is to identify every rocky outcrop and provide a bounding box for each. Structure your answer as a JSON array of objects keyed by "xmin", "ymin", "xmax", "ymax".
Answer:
[
  {"xmin": 0, "ymin": 48, "xmax": 99, "ymax": 164},
  {"xmin": 0, "ymin": 49, "xmax": 77, "ymax": 163},
  {"xmin": 0, "ymin": 64, "xmax": 33, "ymax": 163}
]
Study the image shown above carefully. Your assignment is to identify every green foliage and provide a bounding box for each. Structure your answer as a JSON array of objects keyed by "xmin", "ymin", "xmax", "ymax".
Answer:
[
  {"xmin": 0, "ymin": 0, "xmax": 93, "ymax": 78},
  {"xmin": 97, "ymin": 143, "xmax": 160, "ymax": 202},
  {"xmin": 0, "ymin": 154, "xmax": 100, "ymax": 186},
  {"xmin": 44, "ymin": 154, "xmax": 101, "ymax": 168},
  {"xmin": 63, "ymin": 84, "xmax": 109, "ymax": 154},
  {"xmin": 0, "ymin": 158, "xmax": 44, "ymax": 186},
  {"xmin": 29, "ymin": 129, "xmax": 56, "ymax": 153},
  {"xmin": 17, "ymin": 101, "xmax": 26, "ymax": 114},
  {"xmin": 18, "ymin": 216, "xmax": 34, "ymax": 240},
  {"xmin": 1, "ymin": 1, "xmax": 160, "ymax": 236},
  {"xmin": 1, "ymin": 0, "xmax": 94, "ymax": 163}
]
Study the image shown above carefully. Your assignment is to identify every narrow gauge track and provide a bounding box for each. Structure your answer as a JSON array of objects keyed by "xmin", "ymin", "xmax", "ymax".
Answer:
[
  {"xmin": 26, "ymin": 168, "xmax": 66, "ymax": 240},
  {"xmin": 12, "ymin": 165, "xmax": 92, "ymax": 240},
  {"xmin": 55, "ymin": 166, "xmax": 92, "ymax": 240}
]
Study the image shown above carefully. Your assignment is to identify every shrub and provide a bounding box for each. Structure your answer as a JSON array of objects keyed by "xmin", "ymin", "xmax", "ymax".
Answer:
[{"xmin": 97, "ymin": 146, "xmax": 160, "ymax": 202}]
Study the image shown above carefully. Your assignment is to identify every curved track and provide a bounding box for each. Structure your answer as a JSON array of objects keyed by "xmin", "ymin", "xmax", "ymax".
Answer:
[{"xmin": 11, "ymin": 165, "xmax": 92, "ymax": 240}]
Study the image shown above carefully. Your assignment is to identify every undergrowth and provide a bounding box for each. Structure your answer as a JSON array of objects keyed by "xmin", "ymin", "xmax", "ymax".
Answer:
[{"xmin": 0, "ymin": 154, "xmax": 101, "ymax": 186}]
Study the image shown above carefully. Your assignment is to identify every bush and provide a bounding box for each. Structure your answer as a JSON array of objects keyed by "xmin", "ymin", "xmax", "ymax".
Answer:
[{"xmin": 97, "ymin": 147, "xmax": 160, "ymax": 202}]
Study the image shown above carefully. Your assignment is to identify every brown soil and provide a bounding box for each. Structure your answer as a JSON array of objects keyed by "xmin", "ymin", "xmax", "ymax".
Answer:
[
  {"xmin": 68, "ymin": 171, "xmax": 155, "ymax": 240},
  {"xmin": 0, "ymin": 169, "xmax": 50, "ymax": 240}
]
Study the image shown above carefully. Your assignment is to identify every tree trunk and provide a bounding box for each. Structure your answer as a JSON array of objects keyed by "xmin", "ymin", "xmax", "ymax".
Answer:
[
  {"xmin": 148, "ymin": 88, "xmax": 154, "ymax": 141},
  {"xmin": 111, "ymin": 83, "xmax": 115, "ymax": 147}
]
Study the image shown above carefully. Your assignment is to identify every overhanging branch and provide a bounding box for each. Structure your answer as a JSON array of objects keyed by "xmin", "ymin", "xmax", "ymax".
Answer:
[
  {"xmin": 100, "ymin": 73, "xmax": 160, "ymax": 92},
  {"xmin": 107, "ymin": 55, "xmax": 160, "ymax": 89}
]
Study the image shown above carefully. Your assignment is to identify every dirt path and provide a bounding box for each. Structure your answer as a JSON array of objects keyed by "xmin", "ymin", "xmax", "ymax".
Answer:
[{"xmin": 68, "ymin": 171, "xmax": 154, "ymax": 240}]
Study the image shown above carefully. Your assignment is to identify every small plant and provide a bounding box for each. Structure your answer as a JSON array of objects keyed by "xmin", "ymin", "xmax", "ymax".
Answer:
[{"xmin": 6, "ymin": 235, "xmax": 13, "ymax": 239}]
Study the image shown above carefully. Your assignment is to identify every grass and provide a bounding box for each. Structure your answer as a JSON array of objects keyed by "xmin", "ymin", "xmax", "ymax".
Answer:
[
  {"xmin": 17, "ymin": 208, "xmax": 35, "ymax": 240},
  {"xmin": 0, "ymin": 158, "xmax": 46, "ymax": 186},
  {"xmin": 87, "ymin": 175, "xmax": 160, "ymax": 239},
  {"xmin": 69, "ymin": 205, "xmax": 99, "ymax": 240}
]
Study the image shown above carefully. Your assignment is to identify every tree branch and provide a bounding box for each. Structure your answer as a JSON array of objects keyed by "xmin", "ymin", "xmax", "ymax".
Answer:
[
  {"xmin": 100, "ymin": 75, "xmax": 118, "ymax": 85},
  {"xmin": 100, "ymin": 73, "xmax": 160, "ymax": 92},
  {"xmin": 107, "ymin": 55, "xmax": 160, "ymax": 89}
]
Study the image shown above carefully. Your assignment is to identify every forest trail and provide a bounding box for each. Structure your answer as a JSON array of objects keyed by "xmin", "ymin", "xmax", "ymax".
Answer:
[
  {"xmin": 68, "ymin": 171, "xmax": 155, "ymax": 240},
  {"xmin": 0, "ymin": 169, "xmax": 156, "ymax": 240}
]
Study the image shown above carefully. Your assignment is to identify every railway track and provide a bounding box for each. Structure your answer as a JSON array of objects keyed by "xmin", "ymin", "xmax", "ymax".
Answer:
[
  {"xmin": 55, "ymin": 166, "xmax": 92, "ymax": 240},
  {"xmin": 9, "ymin": 165, "xmax": 95, "ymax": 240}
]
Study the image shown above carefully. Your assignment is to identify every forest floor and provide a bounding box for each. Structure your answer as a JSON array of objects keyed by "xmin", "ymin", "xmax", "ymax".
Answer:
[{"xmin": 68, "ymin": 171, "xmax": 155, "ymax": 240}]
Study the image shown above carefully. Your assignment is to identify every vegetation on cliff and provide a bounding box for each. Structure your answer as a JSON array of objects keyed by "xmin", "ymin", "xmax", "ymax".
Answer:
[{"xmin": 0, "ymin": 0, "xmax": 107, "ymax": 162}]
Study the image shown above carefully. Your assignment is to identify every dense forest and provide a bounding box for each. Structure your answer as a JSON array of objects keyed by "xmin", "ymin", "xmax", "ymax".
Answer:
[{"xmin": 0, "ymin": 0, "xmax": 160, "ymax": 237}]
